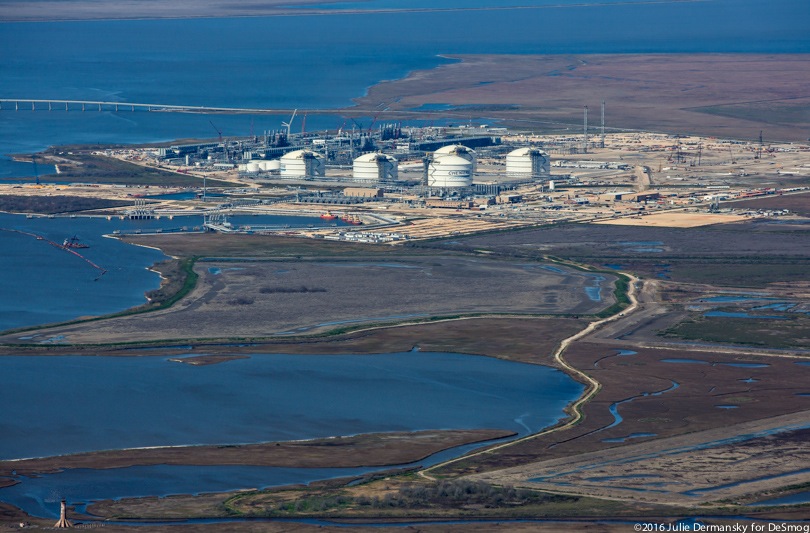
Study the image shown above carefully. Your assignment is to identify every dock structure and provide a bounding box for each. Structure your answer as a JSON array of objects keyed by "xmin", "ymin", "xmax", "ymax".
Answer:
[
  {"xmin": 125, "ymin": 199, "xmax": 156, "ymax": 220},
  {"xmin": 0, "ymin": 98, "xmax": 289, "ymax": 115}
]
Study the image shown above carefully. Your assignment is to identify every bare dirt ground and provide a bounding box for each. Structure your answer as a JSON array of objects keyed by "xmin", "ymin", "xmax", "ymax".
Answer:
[
  {"xmin": 0, "ymin": 256, "xmax": 612, "ymax": 345},
  {"xmin": 355, "ymin": 54, "xmax": 810, "ymax": 142},
  {"xmin": 723, "ymin": 191, "xmax": 810, "ymax": 216}
]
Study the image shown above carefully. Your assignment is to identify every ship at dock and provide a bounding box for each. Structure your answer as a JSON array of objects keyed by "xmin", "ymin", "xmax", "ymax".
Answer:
[{"xmin": 340, "ymin": 213, "xmax": 363, "ymax": 225}]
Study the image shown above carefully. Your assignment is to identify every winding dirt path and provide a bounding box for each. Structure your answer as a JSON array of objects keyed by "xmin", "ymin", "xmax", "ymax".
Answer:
[{"xmin": 419, "ymin": 272, "xmax": 640, "ymax": 480}]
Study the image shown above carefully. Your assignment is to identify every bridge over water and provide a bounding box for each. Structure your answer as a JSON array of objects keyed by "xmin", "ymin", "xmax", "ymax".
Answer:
[{"xmin": 0, "ymin": 98, "xmax": 291, "ymax": 114}]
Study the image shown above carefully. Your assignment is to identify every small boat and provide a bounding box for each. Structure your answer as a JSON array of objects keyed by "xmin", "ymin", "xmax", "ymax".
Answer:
[
  {"xmin": 62, "ymin": 235, "xmax": 89, "ymax": 249},
  {"xmin": 320, "ymin": 211, "xmax": 337, "ymax": 220}
]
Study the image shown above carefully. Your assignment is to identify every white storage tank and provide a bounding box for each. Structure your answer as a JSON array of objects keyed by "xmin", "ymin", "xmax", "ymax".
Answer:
[
  {"xmin": 353, "ymin": 153, "xmax": 398, "ymax": 182},
  {"xmin": 434, "ymin": 144, "xmax": 477, "ymax": 173},
  {"xmin": 428, "ymin": 155, "xmax": 473, "ymax": 188},
  {"xmin": 280, "ymin": 149, "xmax": 325, "ymax": 179},
  {"xmin": 245, "ymin": 162, "xmax": 261, "ymax": 173},
  {"xmin": 506, "ymin": 147, "xmax": 550, "ymax": 177}
]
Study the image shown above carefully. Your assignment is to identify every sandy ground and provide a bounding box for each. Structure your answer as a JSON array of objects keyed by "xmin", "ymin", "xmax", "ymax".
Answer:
[{"xmin": 592, "ymin": 211, "xmax": 751, "ymax": 228}]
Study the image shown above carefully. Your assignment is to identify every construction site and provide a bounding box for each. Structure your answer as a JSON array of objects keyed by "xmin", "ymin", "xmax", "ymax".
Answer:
[{"xmin": 9, "ymin": 115, "xmax": 807, "ymax": 244}]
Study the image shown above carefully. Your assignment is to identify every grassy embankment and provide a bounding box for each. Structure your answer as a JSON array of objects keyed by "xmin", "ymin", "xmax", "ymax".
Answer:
[
  {"xmin": 40, "ymin": 149, "xmax": 238, "ymax": 187},
  {"xmin": 660, "ymin": 313, "xmax": 810, "ymax": 349},
  {"xmin": 215, "ymin": 473, "xmax": 655, "ymax": 522}
]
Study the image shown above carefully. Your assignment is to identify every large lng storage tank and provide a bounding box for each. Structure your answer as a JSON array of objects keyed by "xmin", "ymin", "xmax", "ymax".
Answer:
[
  {"xmin": 427, "ymin": 154, "xmax": 473, "ymax": 188},
  {"xmin": 434, "ymin": 144, "xmax": 477, "ymax": 173},
  {"xmin": 353, "ymin": 153, "xmax": 398, "ymax": 182},
  {"xmin": 280, "ymin": 149, "xmax": 325, "ymax": 179},
  {"xmin": 506, "ymin": 147, "xmax": 550, "ymax": 177}
]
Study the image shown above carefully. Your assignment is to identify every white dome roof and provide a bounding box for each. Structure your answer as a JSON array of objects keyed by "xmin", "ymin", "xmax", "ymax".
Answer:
[
  {"xmin": 433, "ymin": 154, "xmax": 472, "ymax": 167},
  {"xmin": 355, "ymin": 152, "xmax": 397, "ymax": 163},
  {"xmin": 435, "ymin": 144, "xmax": 476, "ymax": 156},
  {"xmin": 508, "ymin": 147, "xmax": 547, "ymax": 157}
]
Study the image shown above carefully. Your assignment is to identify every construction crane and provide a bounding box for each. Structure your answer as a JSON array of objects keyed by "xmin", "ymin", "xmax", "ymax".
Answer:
[
  {"xmin": 282, "ymin": 109, "xmax": 297, "ymax": 138},
  {"xmin": 367, "ymin": 110, "xmax": 384, "ymax": 135},
  {"xmin": 209, "ymin": 120, "xmax": 223, "ymax": 143},
  {"xmin": 31, "ymin": 154, "xmax": 40, "ymax": 185}
]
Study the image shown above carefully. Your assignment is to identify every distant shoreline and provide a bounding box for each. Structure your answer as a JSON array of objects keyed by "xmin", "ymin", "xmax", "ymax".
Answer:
[{"xmin": 0, "ymin": 0, "xmax": 709, "ymax": 23}]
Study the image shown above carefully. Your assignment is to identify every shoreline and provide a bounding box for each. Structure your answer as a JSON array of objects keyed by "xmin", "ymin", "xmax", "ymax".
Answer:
[
  {"xmin": 0, "ymin": 429, "xmax": 515, "ymax": 478},
  {"xmin": 0, "ymin": 1, "xmax": 715, "ymax": 23}
]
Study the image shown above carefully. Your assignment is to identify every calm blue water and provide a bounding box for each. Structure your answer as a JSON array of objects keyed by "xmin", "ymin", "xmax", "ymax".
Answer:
[
  {"xmin": 752, "ymin": 490, "xmax": 810, "ymax": 507},
  {"xmin": 0, "ymin": 212, "xmax": 344, "ymax": 331},
  {"xmin": 0, "ymin": 350, "xmax": 582, "ymax": 517},
  {"xmin": 2, "ymin": 465, "xmax": 379, "ymax": 519},
  {"xmin": 0, "ymin": 351, "xmax": 583, "ymax": 459},
  {"xmin": 704, "ymin": 311, "xmax": 789, "ymax": 320},
  {"xmin": 0, "ymin": 213, "xmax": 166, "ymax": 330},
  {"xmin": 1, "ymin": 0, "xmax": 808, "ymax": 171}
]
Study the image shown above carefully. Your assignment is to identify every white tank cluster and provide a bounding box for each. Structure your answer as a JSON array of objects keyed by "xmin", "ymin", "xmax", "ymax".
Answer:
[
  {"xmin": 506, "ymin": 147, "xmax": 550, "ymax": 177},
  {"xmin": 280, "ymin": 149, "xmax": 325, "ymax": 179},
  {"xmin": 238, "ymin": 160, "xmax": 281, "ymax": 173},
  {"xmin": 352, "ymin": 152, "xmax": 398, "ymax": 182},
  {"xmin": 427, "ymin": 144, "xmax": 477, "ymax": 188}
]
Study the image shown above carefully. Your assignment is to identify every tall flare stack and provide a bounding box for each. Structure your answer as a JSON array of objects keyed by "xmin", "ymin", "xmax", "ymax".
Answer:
[{"xmin": 54, "ymin": 499, "xmax": 73, "ymax": 528}]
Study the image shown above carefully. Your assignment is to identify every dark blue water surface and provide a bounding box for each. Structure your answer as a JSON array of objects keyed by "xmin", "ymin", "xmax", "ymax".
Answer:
[
  {"xmin": 0, "ymin": 212, "xmax": 345, "ymax": 331},
  {"xmin": 0, "ymin": 351, "xmax": 583, "ymax": 460},
  {"xmin": 0, "ymin": 350, "xmax": 584, "ymax": 517},
  {"xmin": 0, "ymin": 213, "xmax": 166, "ymax": 330}
]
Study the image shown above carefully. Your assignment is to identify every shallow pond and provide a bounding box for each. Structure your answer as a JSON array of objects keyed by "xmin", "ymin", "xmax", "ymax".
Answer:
[{"xmin": 0, "ymin": 352, "xmax": 584, "ymax": 460}]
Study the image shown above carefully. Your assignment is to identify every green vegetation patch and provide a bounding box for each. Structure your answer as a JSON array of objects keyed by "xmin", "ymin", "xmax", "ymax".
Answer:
[
  {"xmin": 225, "ymin": 479, "xmax": 593, "ymax": 519},
  {"xmin": 659, "ymin": 314, "xmax": 810, "ymax": 349}
]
